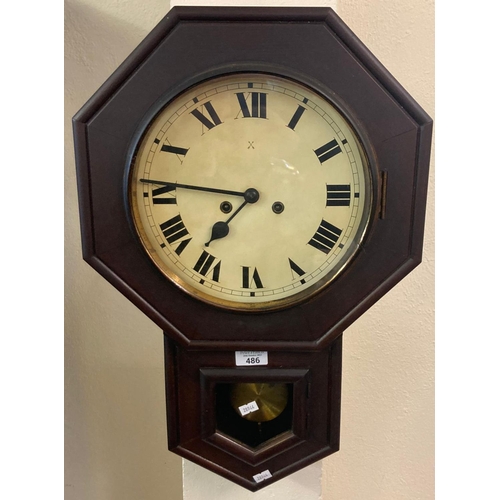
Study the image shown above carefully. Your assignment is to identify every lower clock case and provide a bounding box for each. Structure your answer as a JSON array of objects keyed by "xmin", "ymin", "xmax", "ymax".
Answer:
[{"xmin": 164, "ymin": 336, "xmax": 343, "ymax": 490}]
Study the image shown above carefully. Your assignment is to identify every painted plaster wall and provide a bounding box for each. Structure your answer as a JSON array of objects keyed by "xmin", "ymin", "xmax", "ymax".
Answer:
[
  {"xmin": 65, "ymin": 2, "xmax": 184, "ymax": 499},
  {"xmin": 64, "ymin": 1, "xmax": 434, "ymax": 499},
  {"xmin": 322, "ymin": 2, "xmax": 434, "ymax": 498}
]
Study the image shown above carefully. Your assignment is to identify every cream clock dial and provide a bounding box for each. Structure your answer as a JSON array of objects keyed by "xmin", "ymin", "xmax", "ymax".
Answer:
[{"xmin": 129, "ymin": 73, "xmax": 372, "ymax": 310}]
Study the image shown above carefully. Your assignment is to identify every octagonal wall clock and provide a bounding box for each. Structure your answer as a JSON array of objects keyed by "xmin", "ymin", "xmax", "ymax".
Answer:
[{"xmin": 73, "ymin": 7, "xmax": 432, "ymax": 491}]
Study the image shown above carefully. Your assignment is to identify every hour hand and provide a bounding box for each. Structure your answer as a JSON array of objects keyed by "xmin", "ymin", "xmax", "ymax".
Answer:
[
  {"xmin": 205, "ymin": 221, "xmax": 230, "ymax": 247},
  {"xmin": 205, "ymin": 190, "xmax": 259, "ymax": 247},
  {"xmin": 139, "ymin": 179, "xmax": 246, "ymax": 197}
]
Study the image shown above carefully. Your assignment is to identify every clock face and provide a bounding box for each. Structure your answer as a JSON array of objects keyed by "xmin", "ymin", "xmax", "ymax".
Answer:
[{"xmin": 129, "ymin": 73, "xmax": 372, "ymax": 310}]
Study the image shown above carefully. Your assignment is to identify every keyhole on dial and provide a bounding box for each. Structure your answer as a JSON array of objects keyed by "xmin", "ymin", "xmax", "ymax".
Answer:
[
  {"xmin": 220, "ymin": 201, "xmax": 233, "ymax": 214},
  {"xmin": 272, "ymin": 201, "xmax": 285, "ymax": 214}
]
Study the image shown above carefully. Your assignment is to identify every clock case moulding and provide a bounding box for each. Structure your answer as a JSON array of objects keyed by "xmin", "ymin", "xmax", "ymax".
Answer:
[
  {"xmin": 73, "ymin": 6, "xmax": 432, "ymax": 351},
  {"xmin": 73, "ymin": 6, "xmax": 432, "ymax": 492}
]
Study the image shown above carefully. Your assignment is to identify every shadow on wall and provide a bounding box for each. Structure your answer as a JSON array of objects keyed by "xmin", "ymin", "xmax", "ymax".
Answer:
[{"xmin": 65, "ymin": 2, "xmax": 183, "ymax": 500}]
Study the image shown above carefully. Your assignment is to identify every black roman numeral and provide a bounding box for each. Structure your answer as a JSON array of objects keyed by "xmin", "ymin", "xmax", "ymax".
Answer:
[
  {"xmin": 193, "ymin": 250, "xmax": 221, "ymax": 282},
  {"xmin": 235, "ymin": 92, "xmax": 267, "ymax": 119},
  {"xmin": 288, "ymin": 258, "xmax": 306, "ymax": 284},
  {"xmin": 314, "ymin": 139, "xmax": 342, "ymax": 163},
  {"xmin": 308, "ymin": 219, "xmax": 342, "ymax": 254},
  {"xmin": 326, "ymin": 184, "xmax": 351, "ymax": 207},
  {"xmin": 152, "ymin": 184, "xmax": 176, "ymax": 205},
  {"xmin": 242, "ymin": 266, "xmax": 264, "ymax": 289},
  {"xmin": 287, "ymin": 105, "xmax": 306, "ymax": 130},
  {"xmin": 160, "ymin": 144, "xmax": 189, "ymax": 156},
  {"xmin": 159, "ymin": 214, "xmax": 192, "ymax": 255},
  {"xmin": 190, "ymin": 101, "xmax": 222, "ymax": 131}
]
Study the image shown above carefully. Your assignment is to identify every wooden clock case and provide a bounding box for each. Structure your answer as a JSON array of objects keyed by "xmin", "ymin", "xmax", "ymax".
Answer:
[{"xmin": 73, "ymin": 7, "xmax": 432, "ymax": 491}]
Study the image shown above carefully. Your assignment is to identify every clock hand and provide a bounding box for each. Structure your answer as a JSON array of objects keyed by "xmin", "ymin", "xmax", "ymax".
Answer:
[
  {"xmin": 205, "ymin": 188, "xmax": 260, "ymax": 247},
  {"xmin": 205, "ymin": 200, "xmax": 247, "ymax": 247},
  {"xmin": 139, "ymin": 179, "xmax": 246, "ymax": 198}
]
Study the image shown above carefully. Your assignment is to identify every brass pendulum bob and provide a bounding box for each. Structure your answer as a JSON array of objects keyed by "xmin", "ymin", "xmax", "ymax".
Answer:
[{"xmin": 230, "ymin": 383, "xmax": 288, "ymax": 422}]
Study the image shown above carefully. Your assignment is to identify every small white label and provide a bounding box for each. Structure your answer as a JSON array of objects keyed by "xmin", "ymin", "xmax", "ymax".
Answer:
[
  {"xmin": 235, "ymin": 351, "xmax": 268, "ymax": 366},
  {"xmin": 253, "ymin": 470, "xmax": 272, "ymax": 483},
  {"xmin": 238, "ymin": 400, "xmax": 259, "ymax": 416}
]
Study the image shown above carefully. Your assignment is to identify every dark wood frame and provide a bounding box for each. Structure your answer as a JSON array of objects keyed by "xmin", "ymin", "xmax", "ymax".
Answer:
[
  {"xmin": 200, "ymin": 368, "xmax": 309, "ymax": 465},
  {"xmin": 164, "ymin": 336, "xmax": 343, "ymax": 491},
  {"xmin": 73, "ymin": 6, "xmax": 432, "ymax": 350},
  {"xmin": 73, "ymin": 6, "xmax": 432, "ymax": 491}
]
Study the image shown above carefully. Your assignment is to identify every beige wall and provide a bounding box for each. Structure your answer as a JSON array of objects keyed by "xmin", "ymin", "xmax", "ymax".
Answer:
[
  {"xmin": 322, "ymin": 2, "xmax": 434, "ymax": 498},
  {"xmin": 65, "ymin": 1, "xmax": 434, "ymax": 499},
  {"xmin": 65, "ymin": 2, "xmax": 183, "ymax": 499}
]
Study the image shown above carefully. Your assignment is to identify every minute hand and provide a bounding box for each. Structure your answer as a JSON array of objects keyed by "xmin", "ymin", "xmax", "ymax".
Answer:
[{"xmin": 139, "ymin": 179, "xmax": 246, "ymax": 197}]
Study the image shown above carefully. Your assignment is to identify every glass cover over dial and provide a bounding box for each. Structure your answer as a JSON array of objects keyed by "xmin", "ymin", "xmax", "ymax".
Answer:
[{"xmin": 129, "ymin": 73, "xmax": 372, "ymax": 310}]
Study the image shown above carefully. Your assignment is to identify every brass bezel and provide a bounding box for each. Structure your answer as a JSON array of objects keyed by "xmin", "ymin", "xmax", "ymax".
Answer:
[{"xmin": 128, "ymin": 72, "xmax": 374, "ymax": 312}]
